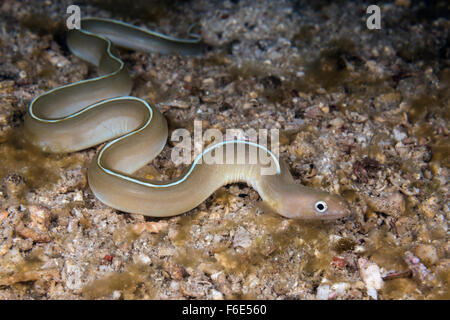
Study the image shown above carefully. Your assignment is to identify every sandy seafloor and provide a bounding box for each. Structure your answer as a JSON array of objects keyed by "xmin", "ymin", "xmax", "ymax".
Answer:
[{"xmin": 0, "ymin": 0, "xmax": 448, "ymax": 299}]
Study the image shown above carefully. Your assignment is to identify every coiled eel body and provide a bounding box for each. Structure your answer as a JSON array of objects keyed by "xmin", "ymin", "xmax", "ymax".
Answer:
[{"xmin": 24, "ymin": 18, "xmax": 350, "ymax": 220}]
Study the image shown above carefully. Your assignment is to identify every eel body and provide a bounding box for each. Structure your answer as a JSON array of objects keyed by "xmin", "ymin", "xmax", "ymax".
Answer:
[{"xmin": 24, "ymin": 18, "xmax": 350, "ymax": 220}]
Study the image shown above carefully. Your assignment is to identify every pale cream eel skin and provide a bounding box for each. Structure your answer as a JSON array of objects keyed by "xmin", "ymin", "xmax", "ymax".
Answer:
[{"xmin": 24, "ymin": 18, "xmax": 350, "ymax": 220}]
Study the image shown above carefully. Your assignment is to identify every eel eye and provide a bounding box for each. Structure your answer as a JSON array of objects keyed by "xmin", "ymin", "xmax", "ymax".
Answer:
[{"xmin": 315, "ymin": 201, "xmax": 328, "ymax": 213}]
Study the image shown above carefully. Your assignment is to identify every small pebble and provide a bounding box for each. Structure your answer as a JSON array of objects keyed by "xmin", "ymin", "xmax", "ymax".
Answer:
[
  {"xmin": 316, "ymin": 285, "xmax": 330, "ymax": 300},
  {"xmin": 358, "ymin": 258, "xmax": 384, "ymax": 299}
]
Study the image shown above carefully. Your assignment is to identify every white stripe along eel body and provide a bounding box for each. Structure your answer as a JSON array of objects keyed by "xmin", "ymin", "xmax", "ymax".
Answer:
[{"xmin": 24, "ymin": 18, "xmax": 350, "ymax": 220}]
